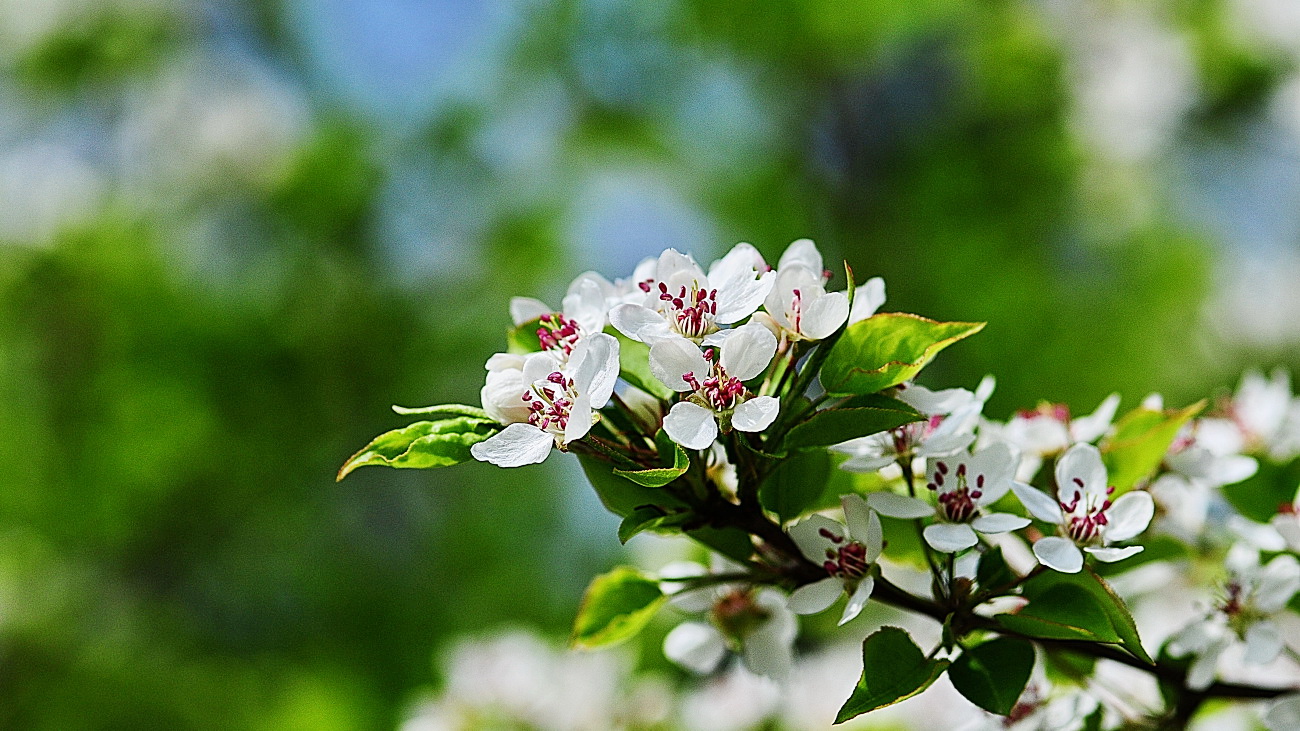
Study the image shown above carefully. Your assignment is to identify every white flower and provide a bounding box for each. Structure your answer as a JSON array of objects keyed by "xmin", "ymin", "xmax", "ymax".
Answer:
[
  {"xmin": 832, "ymin": 376, "xmax": 995, "ymax": 474},
  {"xmin": 1198, "ymin": 369, "xmax": 1299, "ymax": 460},
  {"xmin": 1168, "ymin": 545, "xmax": 1300, "ymax": 690},
  {"xmin": 509, "ymin": 273, "xmax": 610, "ymax": 358},
  {"xmin": 985, "ymin": 394, "xmax": 1120, "ymax": 481},
  {"xmin": 470, "ymin": 333, "xmax": 619, "ymax": 467},
  {"xmin": 786, "ymin": 495, "xmax": 883, "ymax": 625},
  {"xmin": 652, "ymin": 323, "xmax": 780, "ymax": 450},
  {"xmin": 756, "ymin": 264, "xmax": 849, "ymax": 342},
  {"xmin": 609, "ymin": 245, "xmax": 772, "ymax": 344},
  {"xmin": 866, "ymin": 443, "xmax": 1030, "ymax": 553},
  {"xmin": 479, "ymin": 351, "xmax": 548, "ymax": 426},
  {"xmin": 1013, "ymin": 444, "xmax": 1154, "ymax": 573},
  {"xmin": 662, "ymin": 586, "xmax": 797, "ymax": 681}
]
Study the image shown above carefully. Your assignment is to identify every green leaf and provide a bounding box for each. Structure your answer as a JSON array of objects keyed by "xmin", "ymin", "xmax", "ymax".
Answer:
[
  {"xmin": 949, "ymin": 637, "xmax": 1035, "ymax": 716},
  {"xmin": 507, "ymin": 317, "xmax": 544, "ymax": 354},
  {"xmin": 997, "ymin": 568, "xmax": 1151, "ymax": 664},
  {"xmin": 820, "ymin": 313, "xmax": 985, "ymax": 397},
  {"xmin": 571, "ymin": 567, "xmax": 666, "ymax": 649},
  {"xmin": 836, "ymin": 627, "xmax": 950, "ymax": 724},
  {"xmin": 1101, "ymin": 401, "xmax": 1205, "ymax": 491},
  {"xmin": 578, "ymin": 454, "xmax": 688, "ymax": 518},
  {"xmin": 783, "ymin": 396, "xmax": 923, "ymax": 452},
  {"xmin": 686, "ymin": 526, "xmax": 756, "ymax": 565},
  {"xmin": 337, "ymin": 417, "xmax": 499, "ymax": 480},
  {"xmin": 617, "ymin": 506, "xmax": 689, "ymax": 544},
  {"xmin": 758, "ymin": 447, "xmax": 832, "ymax": 523},
  {"xmin": 614, "ymin": 438, "xmax": 689, "ymax": 487},
  {"xmin": 609, "ymin": 329, "xmax": 673, "ymax": 400},
  {"xmin": 391, "ymin": 403, "xmax": 490, "ymax": 419},
  {"xmin": 976, "ymin": 546, "xmax": 1015, "ymax": 594},
  {"xmin": 1222, "ymin": 455, "xmax": 1300, "ymax": 522}
]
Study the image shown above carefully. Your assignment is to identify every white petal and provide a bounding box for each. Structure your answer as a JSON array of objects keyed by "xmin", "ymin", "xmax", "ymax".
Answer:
[
  {"xmin": 1103, "ymin": 491, "xmax": 1154, "ymax": 542},
  {"xmin": 788, "ymin": 514, "xmax": 844, "ymax": 562},
  {"xmin": 649, "ymin": 337, "xmax": 710, "ymax": 392},
  {"xmin": 778, "ymin": 238, "xmax": 823, "ymax": 273},
  {"xmin": 562, "ymin": 276, "xmax": 608, "ymax": 334},
  {"xmin": 800, "ymin": 291, "xmax": 849, "ymax": 340},
  {"xmin": 788, "ymin": 577, "xmax": 842, "ymax": 615},
  {"xmin": 569, "ymin": 332, "xmax": 620, "ymax": 407},
  {"xmin": 839, "ymin": 577, "xmax": 875, "ymax": 625},
  {"xmin": 839, "ymin": 454, "xmax": 898, "ymax": 473},
  {"xmin": 865, "ymin": 492, "xmax": 933, "ymax": 519},
  {"xmin": 1244, "ymin": 621, "xmax": 1285, "ymax": 665},
  {"xmin": 563, "ymin": 394, "xmax": 594, "ymax": 443},
  {"xmin": 1263, "ymin": 694, "xmax": 1300, "ymax": 731},
  {"xmin": 969, "ymin": 441, "xmax": 1017, "ymax": 504},
  {"xmin": 843, "ymin": 495, "xmax": 883, "ymax": 560},
  {"xmin": 509, "ymin": 296, "xmax": 552, "ymax": 325},
  {"xmin": 916, "ymin": 432, "xmax": 976, "ymax": 457},
  {"xmin": 1084, "ymin": 546, "xmax": 1143, "ymax": 562},
  {"xmin": 707, "ymin": 242, "xmax": 766, "ymax": 290},
  {"xmin": 1186, "ymin": 644, "xmax": 1223, "ymax": 691},
  {"xmin": 1255, "ymin": 554, "xmax": 1300, "ymax": 613},
  {"xmin": 469, "ymin": 423, "xmax": 554, "ymax": 467},
  {"xmin": 1033, "ymin": 536, "xmax": 1084, "ymax": 573},
  {"xmin": 743, "ymin": 621, "xmax": 794, "ymax": 681},
  {"xmin": 1055, "ymin": 443, "xmax": 1107, "ymax": 499},
  {"xmin": 924, "ymin": 523, "xmax": 979, "ymax": 553},
  {"xmin": 847, "ymin": 276, "xmax": 885, "ymax": 324},
  {"xmin": 1070, "ymin": 393, "xmax": 1120, "ymax": 442},
  {"xmin": 733, "ymin": 396, "xmax": 780, "ymax": 433},
  {"xmin": 663, "ymin": 402, "xmax": 718, "ymax": 450},
  {"xmin": 609, "ymin": 303, "xmax": 668, "ymax": 343},
  {"xmin": 720, "ymin": 322, "xmax": 777, "ymax": 381},
  {"xmin": 1011, "ymin": 482, "xmax": 1064, "ymax": 523},
  {"xmin": 663, "ymin": 622, "xmax": 727, "ymax": 674},
  {"xmin": 972, "ymin": 513, "xmax": 1031, "ymax": 534}
]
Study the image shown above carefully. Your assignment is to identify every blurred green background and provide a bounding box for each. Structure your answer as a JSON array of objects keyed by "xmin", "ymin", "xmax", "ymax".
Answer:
[{"xmin": 3, "ymin": 0, "xmax": 1300, "ymax": 727}]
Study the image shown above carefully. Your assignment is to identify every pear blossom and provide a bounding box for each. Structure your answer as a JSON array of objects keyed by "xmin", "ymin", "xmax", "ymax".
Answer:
[
  {"xmin": 508, "ymin": 274, "xmax": 611, "ymax": 359},
  {"xmin": 866, "ymin": 442, "xmax": 1030, "ymax": 553},
  {"xmin": 832, "ymin": 376, "xmax": 995, "ymax": 474},
  {"xmin": 1167, "ymin": 545, "xmax": 1300, "ymax": 690},
  {"xmin": 470, "ymin": 333, "xmax": 619, "ymax": 467},
  {"xmin": 1012, "ymin": 444, "xmax": 1154, "ymax": 573},
  {"xmin": 985, "ymin": 394, "xmax": 1120, "ymax": 481},
  {"xmin": 652, "ymin": 323, "xmax": 779, "ymax": 450},
  {"xmin": 662, "ymin": 584, "xmax": 797, "ymax": 680},
  {"xmin": 609, "ymin": 245, "xmax": 772, "ymax": 345},
  {"xmin": 1197, "ymin": 369, "xmax": 1300, "ymax": 461},
  {"xmin": 478, "ymin": 351, "xmax": 551, "ymax": 426},
  {"xmin": 1272, "ymin": 489, "xmax": 1300, "ymax": 553},
  {"xmin": 786, "ymin": 495, "xmax": 882, "ymax": 625}
]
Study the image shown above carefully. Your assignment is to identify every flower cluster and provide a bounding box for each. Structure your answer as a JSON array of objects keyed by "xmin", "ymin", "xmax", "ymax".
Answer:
[{"xmin": 343, "ymin": 239, "xmax": 1300, "ymax": 730}]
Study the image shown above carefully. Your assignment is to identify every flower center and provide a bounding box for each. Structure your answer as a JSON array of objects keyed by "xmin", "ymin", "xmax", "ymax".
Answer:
[
  {"xmin": 889, "ymin": 415, "xmax": 945, "ymax": 457},
  {"xmin": 928, "ymin": 461, "xmax": 983, "ymax": 523},
  {"xmin": 683, "ymin": 348, "xmax": 748, "ymax": 411},
  {"xmin": 819, "ymin": 527, "xmax": 870, "ymax": 580},
  {"xmin": 1059, "ymin": 478, "xmax": 1115, "ymax": 544},
  {"xmin": 710, "ymin": 588, "xmax": 770, "ymax": 640},
  {"xmin": 523, "ymin": 371, "xmax": 577, "ymax": 434},
  {"xmin": 656, "ymin": 281, "xmax": 718, "ymax": 340},
  {"xmin": 535, "ymin": 314, "xmax": 581, "ymax": 356}
]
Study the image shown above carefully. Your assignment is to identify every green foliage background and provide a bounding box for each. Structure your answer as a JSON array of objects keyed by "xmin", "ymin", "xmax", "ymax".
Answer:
[{"xmin": 2, "ymin": 0, "xmax": 1298, "ymax": 727}]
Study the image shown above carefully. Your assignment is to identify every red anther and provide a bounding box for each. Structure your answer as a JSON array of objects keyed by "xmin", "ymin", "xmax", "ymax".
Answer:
[{"xmin": 937, "ymin": 462, "xmax": 949, "ymax": 474}]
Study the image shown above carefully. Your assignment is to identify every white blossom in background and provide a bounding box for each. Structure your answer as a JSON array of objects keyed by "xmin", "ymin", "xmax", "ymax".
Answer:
[
  {"xmin": 662, "ymin": 582, "xmax": 797, "ymax": 681},
  {"xmin": 1168, "ymin": 545, "xmax": 1300, "ymax": 690},
  {"xmin": 867, "ymin": 442, "xmax": 1030, "ymax": 553},
  {"xmin": 652, "ymin": 323, "xmax": 779, "ymax": 450},
  {"xmin": 1197, "ymin": 369, "xmax": 1300, "ymax": 461},
  {"xmin": 1013, "ymin": 444, "xmax": 1154, "ymax": 573},
  {"xmin": 471, "ymin": 333, "xmax": 619, "ymax": 466},
  {"xmin": 0, "ymin": 143, "xmax": 105, "ymax": 248},
  {"xmin": 786, "ymin": 495, "xmax": 882, "ymax": 625},
  {"xmin": 983, "ymin": 393, "xmax": 1120, "ymax": 482},
  {"xmin": 610, "ymin": 244, "xmax": 772, "ymax": 345},
  {"xmin": 833, "ymin": 376, "xmax": 995, "ymax": 474}
]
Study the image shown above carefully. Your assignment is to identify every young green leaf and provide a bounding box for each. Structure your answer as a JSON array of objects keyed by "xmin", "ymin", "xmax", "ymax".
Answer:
[
  {"xmin": 997, "ymin": 568, "xmax": 1151, "ymax": 664},
  {"xmin": 507, "ymin": 317, "xmax": 543, "ymax": 354},
  {"xmin": 617, "ymin": 506, "xmax": 689, "ymax": 544},
  {"xmin": 976, "ymin": 546, "xmax": 1015, "ymax": 594},
  {"xmin": 835, "ymin": 626, "xmax": 950, "ymax": 724},
  {"xmin": 820, "ymin": 314, "xmax": 985, "ymax": 397},
  {"xmin": 758, "ymin": 448, "xmax": 831, "ymax": 524},
  {"xmin": 613, "ymin": 439, "xmax": 689, "ymax": 487},
  {"xmin": 1100, "ymin": 400, "xmax": 1204, "ymax": 491},
  {"xmin": 571, "ymin": 567, "xmax": 667, "ymax": 649},
  {"xmin": 783, "ymin": 397, "xmax": 923, "ymax": 452},
  {"xmin": 578, "ymin": 454, "xmax": 688, "ymax": 518},
  {"xmin": 948, "ymin": 637, "xmax": 1035, "ymax": 716},
  {"xmin": 337, "ymin": 417, "xmax": 499, "ymax": 480}
]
